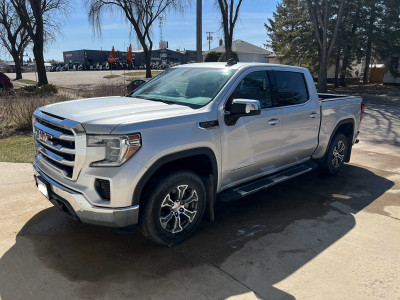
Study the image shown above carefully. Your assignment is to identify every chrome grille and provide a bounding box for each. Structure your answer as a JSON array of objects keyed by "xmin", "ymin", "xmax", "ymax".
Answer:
[{"xmin": 33, "ymin": 109, "xmax": 85, "ymax": 180}]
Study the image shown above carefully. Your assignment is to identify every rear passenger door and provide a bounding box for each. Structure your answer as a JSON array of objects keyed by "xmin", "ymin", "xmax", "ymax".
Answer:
[{"xmin": 271, "ymin": 70, "xmax": 320, "ymax": 166}]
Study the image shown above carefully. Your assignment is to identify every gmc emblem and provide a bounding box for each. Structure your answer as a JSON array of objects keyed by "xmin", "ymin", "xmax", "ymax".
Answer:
[{"xmin": 35, "ymin": 129, "xmax": 53, "ymax": 144}]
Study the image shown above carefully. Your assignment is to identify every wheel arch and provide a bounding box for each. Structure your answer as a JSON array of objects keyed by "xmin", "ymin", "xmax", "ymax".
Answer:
[
  {"xmin": 323, "ymin": 118, "xmax": 355, "ymax": 162},
  {"xmin": 133, "ymin": 148, "xmax": 218, "ymax": 219}
]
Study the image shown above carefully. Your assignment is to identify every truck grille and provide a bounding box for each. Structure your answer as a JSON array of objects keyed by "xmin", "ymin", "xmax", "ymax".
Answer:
[{"xmin": 33, "ymin": 110, "xmax": 85, "ymax": 180}]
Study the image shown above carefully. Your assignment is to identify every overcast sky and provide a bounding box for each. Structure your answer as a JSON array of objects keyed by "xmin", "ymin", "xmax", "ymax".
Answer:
[{"xmin": 4, "ymin": 0, "xmax": 278, "ymax": 61}]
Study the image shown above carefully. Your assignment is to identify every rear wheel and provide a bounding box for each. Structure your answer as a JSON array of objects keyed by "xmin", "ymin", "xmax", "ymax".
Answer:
[
  {"xmin": 321, "ymin": 133, "xmax": 348, "ymax": 175},
  {"xmin": 138, "ymin": 170, "xmax": 206, "ymax": 245}
]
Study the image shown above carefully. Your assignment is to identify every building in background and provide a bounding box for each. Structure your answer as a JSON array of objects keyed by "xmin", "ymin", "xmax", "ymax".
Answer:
[
  {"xmin": 384, "ymin": 55, "xmax": 400, "ymax": 85},
  {"xmin": 63, "ymin": 48, "xmax": 197, "ymax": 69},
  {"xmin": 202, "ymin": 40, "xmax": 272, "ymax": 63}
]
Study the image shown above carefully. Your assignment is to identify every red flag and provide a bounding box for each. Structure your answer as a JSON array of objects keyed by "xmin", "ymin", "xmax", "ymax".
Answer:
[
  {"xmin": 108, "ymin": 46, "xmax": 115, "ymax": 63},
  {"xmin": 127, "ymin": 44, "xmax": 132, "ymax": 64}
]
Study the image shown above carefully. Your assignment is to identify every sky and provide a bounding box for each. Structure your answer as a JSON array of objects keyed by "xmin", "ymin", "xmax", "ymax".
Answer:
[{"xmin": 5, "ymin": 0, "xmax": 279, "ymax": 61}]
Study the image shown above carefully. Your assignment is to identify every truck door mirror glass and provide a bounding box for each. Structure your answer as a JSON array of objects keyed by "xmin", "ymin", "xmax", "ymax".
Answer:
[{"xmin": 225, "ymin": 99, "xmax": 261, "ymax": 126}]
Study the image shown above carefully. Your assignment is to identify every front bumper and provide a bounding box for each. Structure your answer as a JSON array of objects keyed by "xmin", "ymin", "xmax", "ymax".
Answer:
[{"xmin": 33, "ymin": 162, "xmax": 139, "ymax": 228}]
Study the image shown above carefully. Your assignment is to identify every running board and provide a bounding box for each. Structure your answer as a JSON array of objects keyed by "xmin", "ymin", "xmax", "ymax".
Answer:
[{"xmin": 219, "ymin": 162, "xmax": 318, "ymax": 202}]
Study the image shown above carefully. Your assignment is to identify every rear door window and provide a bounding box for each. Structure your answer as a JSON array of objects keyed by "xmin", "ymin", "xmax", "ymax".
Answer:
[{"xmin": 274, "ymin": 71, "xmax": 309, "ymax": 106}]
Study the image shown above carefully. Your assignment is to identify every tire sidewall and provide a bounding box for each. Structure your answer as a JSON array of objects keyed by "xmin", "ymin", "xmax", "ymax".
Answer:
[
  {"xmin": 324, "ymin": 133, "xmax": 348, "ymax": 175},
  {"xmin": 139, "ymin": 170, "xmax": 206, "ymax": 245}
]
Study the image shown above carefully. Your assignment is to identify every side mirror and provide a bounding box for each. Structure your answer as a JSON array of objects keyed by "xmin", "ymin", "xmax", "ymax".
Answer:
[{"xmin": 225, "ymin": 99, "xmax": 261, "ymax": 126}]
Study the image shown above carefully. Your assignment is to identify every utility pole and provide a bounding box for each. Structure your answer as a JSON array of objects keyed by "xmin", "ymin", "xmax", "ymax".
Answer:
[
  {"xmin": 196, "ymin": 0, "xmax": 202, "ymax": 62},
  {"xmin": 206, "ymin": 32, "xmax": 214, "ymax": 50},
  {"xmin": 159, "ymin": 17, "xmax": 164, "ymax": 45}
]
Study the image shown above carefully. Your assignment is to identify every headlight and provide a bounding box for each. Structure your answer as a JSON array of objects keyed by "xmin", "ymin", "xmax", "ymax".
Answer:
[{"xmin": 87, "ymin": 133, "xmax": 141, "ymax": 166}]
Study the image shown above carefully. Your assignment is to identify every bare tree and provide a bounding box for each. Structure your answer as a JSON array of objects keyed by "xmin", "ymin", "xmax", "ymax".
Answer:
[
  {"xmin": 306, "ymin": 0, "xmax": 345, "ymax": 92},
  {"xmin": 88, "ymin": 0, "xmax": 184, "ymax": 78},
  {"xmin": 215, "ymin": 0, "xmax": 243, "ymax": 61},
  {"xmin": 10, "ymin": 0, "xmax": 68, "ymax": 86},
  {"xmin": 0, "ymin": 0, "xmax": 30, "ymax": 80}
]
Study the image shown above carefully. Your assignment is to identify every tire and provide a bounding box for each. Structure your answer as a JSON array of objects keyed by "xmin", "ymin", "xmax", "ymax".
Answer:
[
  {"xmin": 138, "ymin": 170, "xmax": 206, "ymax": 245},
  {"xmin": 321, "ymin": 133, "xmax": 348, "ymax": 175}
]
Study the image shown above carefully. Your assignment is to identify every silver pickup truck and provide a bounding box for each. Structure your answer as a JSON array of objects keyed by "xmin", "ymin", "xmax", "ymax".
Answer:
[{"xmin": 32, "ymin": 62, "xmax": 364, "ymax": 245}]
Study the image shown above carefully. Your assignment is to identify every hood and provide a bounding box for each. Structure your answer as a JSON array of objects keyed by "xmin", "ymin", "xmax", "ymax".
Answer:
[{"xmin": 40, "ymin": 96, "xmax": 196, "ymax": 133}]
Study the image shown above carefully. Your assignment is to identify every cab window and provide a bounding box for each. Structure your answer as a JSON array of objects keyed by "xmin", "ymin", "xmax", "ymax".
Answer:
[
  {"xmin": 274, "ymin": 71, "xmax": 309, "ymax": 106},
  {"xmin": 228, "ymin": 71, "xmax": 272, "ymax": 109}
]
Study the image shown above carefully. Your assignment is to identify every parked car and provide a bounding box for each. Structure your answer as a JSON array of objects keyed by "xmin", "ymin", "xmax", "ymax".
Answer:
[
  {"xmin": 0, "ymin": 72, "xmax": 13, "ymax": 90},
  {"xmin": 126, "ymin": 78, "xmax": 151, "ymax": 93},
  {"xmin": 32, "ymin": 62, "xmax": 364, "ymax": 245}
]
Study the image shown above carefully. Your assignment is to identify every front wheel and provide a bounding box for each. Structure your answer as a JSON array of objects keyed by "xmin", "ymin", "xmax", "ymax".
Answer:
[
  {"xmin": 138, "ymin": 170, "xmax": 206, "ymax": 245},
  {"xmin": 321, "ymin": 133, "xmax": 348, "ymax": 175}
]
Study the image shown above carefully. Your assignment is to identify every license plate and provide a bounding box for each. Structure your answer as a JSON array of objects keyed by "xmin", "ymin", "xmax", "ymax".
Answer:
[{"xmin": 37, "ymin": 177, "xmax": 49, "ymax": 199}]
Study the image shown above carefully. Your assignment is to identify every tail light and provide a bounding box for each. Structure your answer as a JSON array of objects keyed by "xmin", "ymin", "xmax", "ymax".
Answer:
[{"xmin": 361, "ymin": 103, "xmax": 365, "ymax": 122}]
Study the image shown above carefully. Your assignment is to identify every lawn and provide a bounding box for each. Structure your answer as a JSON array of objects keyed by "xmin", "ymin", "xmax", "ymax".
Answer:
[
  {"xmin": 0, "ymin": 136, "xmax": 35, "ymax": 163},
  {"xmin": 103, "ymin": 74, "xmax": 121, "ymax": 79}
]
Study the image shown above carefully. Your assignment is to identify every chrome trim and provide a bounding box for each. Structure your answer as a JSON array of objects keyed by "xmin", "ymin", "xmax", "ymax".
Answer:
[
  {"xmin": 33, "ymin": 161, "xmax": 78, "ymax": 194},
  {"xmin": 36, "ymin": 137, "xmax": 75, "ymax": 154},
  {"xmin": 36, "ymin": 154, "xmax": 70, "ymax": 178},
  {"xmin": 34, "ymin": 121, "xmax": 75, "ymax": 141},
  {"xmin": 232, "ymin": 99, "xmax": 261, "ymax": 113},
  {"xmin": 33, "ymin": 109, "xmax": 87, "ymax": 181},
  {"xmin": 36, "ymin": 144, "xmax": 75, "ymax": 166}
]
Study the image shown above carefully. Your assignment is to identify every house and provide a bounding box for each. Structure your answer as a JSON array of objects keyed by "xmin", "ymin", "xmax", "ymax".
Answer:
[
  {"xmin": 383, "ymin": 55, "xmax": 400, "ymax": 85},
  {"xmin": 203, "ymin": 40, "xmax": 272, "ymax": 63}
]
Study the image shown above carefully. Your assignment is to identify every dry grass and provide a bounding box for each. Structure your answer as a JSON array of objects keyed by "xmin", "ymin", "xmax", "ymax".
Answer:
[
  {"xmin": 78, "ymin": 82, "xmax": 127, "ymax": 98},
  {"xmin": 0, "ymin": 92, "xmax": 71, "ymax": 132}
]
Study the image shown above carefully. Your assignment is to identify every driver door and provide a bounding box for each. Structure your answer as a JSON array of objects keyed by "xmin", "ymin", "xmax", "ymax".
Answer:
[{"xmin": 219, "ymin": 69, "xmax": 284, "ymax": 190}]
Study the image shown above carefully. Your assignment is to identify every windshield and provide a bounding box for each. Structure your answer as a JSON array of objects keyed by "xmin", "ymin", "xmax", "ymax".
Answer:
[{"xmin": 130, "ymin": 68, "xmax": 236, "ymax": 108}]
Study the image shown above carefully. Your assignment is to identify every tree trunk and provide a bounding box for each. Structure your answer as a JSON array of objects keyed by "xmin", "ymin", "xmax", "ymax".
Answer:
[
  {"xmin": 363, "ymin": 35, "xmax": 372, "ymax": 84},
  {"xmin": 13, "ymin": 53, "xmax": 23, "ymax": 80},
  {"xmin": 317, "ymin": 33, "xmax": 328, "ymax": 92},
  {"xmin": 339, "ymin": 58, "xmax": 348, "ymax": 87},
  {"xmin": 334, "ymin": 47, "xmax": 341, "ymax": 88},
  {"xmin": 33, "ymin": 42, "xmax": 48, "ymax": 86},
  {"xmin": 225, "ymin": 38, "xmax": 232, "ymax": 61},
  {"xmin": 363, "ymin": 5, "xmax": 375, "ymax": 84},
  {"xmin": 144, "ymin": 49, "xmax": 152, "ymax": 78}
]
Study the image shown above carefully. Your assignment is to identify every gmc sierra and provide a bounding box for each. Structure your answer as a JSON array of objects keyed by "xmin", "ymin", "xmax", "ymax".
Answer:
[{"xmin": 32, "ymin": 62, "xmax": 364, "ymax": 245}]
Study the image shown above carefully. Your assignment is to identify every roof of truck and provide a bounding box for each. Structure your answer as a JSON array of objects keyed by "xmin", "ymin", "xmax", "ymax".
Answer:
[{"xmin": 175, "ymin": 62, "xmax": 308, "ymax": 72}]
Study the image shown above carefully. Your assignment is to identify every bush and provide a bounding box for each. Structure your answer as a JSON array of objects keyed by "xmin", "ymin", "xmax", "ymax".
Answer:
[
  {"xmin": 218, "ymin": 52, "xmax": 239, "ymax": 62},
  {"xmin": 23, "ymin": 84, "xmax": 58, "ymax": 95},
  {"xmin": 204, "ymin": 51, "xmax": 221, "ymax": 62}
]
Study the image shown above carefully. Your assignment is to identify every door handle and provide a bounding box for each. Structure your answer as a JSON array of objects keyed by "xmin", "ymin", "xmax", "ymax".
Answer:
[
  {"xmin": 309, "ymin": 113, "xmax": 318, "ymax": 118},
  {"xmin": 267, "ymin": 119, "xmax": 280, "ymax": 126}
]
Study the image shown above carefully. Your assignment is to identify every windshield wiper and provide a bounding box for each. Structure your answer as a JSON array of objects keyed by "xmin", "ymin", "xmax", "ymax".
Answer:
[{"xmin": 134, "ymin": 95, "xmax": 176, "ymax": 105}]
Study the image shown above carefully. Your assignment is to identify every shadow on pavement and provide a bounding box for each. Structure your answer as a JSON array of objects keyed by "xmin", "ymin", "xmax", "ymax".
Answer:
[{"xmin": 0, "ymin": 165, "xmax": 394, "ymax": 299}]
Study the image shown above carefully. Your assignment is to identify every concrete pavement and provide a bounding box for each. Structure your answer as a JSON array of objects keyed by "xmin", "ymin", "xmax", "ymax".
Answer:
[{"xmin": 0, "ymin": 102, "xmax": 399, "ymax": 299}]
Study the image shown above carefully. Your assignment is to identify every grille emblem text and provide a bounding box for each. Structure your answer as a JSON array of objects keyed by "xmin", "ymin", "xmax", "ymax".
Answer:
[{"xmin": 36, "ymin": 129, "xmax": 53, "ymax": 144}]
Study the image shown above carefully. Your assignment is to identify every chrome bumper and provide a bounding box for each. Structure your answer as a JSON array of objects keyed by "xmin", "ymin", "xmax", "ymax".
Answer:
[{"xmin": 33, "ymin": 162, "xmax": 139, "ymax": 228}]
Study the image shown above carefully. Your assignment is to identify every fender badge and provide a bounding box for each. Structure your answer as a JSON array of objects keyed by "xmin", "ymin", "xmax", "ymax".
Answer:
[{"xmin": 197, "ymin": 120, "xmax": 219, "ymax": 130}]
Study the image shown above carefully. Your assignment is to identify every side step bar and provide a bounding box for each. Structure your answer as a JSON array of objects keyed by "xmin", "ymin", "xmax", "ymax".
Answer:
[{"xmin": 219, "ymin": 162, "xmax": 318, "ymax": 202}]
